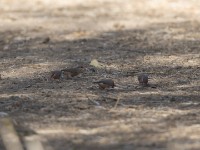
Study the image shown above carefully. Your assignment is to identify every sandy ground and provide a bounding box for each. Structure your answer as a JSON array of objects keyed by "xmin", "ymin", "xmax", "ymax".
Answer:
[{"xmin": 0, "ymin": 0, "xmax": 200, "ymax": 149}]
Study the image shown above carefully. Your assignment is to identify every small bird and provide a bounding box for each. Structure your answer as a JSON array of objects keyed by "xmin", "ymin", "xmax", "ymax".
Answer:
[
  {"xmin": 93, "ymin": 79, "xmax": 115, "ymax": 89},
  {"xmin": 42, "ymin": 37, "xmax": 50, "ymax": 44},
  {"xmin": 50, "ymin": 70, "xmax": 63, "ymax": 80},
  {"xmin": 138, "ymin": 73, "xmax": 148, "ymax": 86},
  {"xmin": 61, "ymin": 66, "xmax": 85, "ymax": 78}
]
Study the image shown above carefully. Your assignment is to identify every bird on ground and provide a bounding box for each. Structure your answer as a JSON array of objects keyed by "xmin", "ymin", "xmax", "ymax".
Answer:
[
  {"xmin": 42, "ymin": 37, "xmax": 50, "ymax": 44},
  {"xmin": 61, "ymin": 66, "xmax": 85, "ymax": 78},
  {"xmin": 137, "ymin": 73, "xmax": 148, "ymax": 86},
  {"xmin": 93, "ymin": 79, "xmax": 115, "ymax": 89},
  {"xmin": 50, "ymin": 70, "xmax": 63, "ymax": 80}
]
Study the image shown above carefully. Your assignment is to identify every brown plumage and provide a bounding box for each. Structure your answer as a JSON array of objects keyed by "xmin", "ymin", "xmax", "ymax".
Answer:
[
  {"xmin": 50, "ymin": 70, "xmax": 63, "ymax": 80},
  {"xmin": 42, "ymin": 37, "xmax": 50, "ymax": 44},
  {"xmin": 61, "ymin": 66, "xmax": 85, "ymax": 78},
  {"xmin": 93, "ymin": 79, "xmax": 115, "ymax": 89},
  {"xmin": 138, "ymin": 73, "xmax": 148, "ymax": 86}
]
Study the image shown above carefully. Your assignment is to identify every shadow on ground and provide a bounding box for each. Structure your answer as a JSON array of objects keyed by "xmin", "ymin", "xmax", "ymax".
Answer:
[{"xmin": 0, "ymin": 13, "xmax": 200, "ymax": 150}]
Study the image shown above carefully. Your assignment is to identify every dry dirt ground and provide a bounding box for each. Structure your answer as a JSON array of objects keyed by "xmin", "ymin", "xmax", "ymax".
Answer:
[{"xmin": 0, "ymin": 0, "xmax": 200, "ymax": 150}]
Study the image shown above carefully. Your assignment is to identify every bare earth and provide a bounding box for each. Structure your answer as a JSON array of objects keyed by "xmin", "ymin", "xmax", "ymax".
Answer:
[{"xmin": 0, "ymin": 0, "xmax": 200, "ymax": 149}]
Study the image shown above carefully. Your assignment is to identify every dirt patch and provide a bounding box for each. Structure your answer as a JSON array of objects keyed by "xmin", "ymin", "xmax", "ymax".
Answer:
[{"xmin": 0, "ymin": 0, "xmax": 200, "ymax": 149}]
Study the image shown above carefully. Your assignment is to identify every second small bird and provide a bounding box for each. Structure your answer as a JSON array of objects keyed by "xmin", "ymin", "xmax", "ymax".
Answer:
[
  {"xmin": 61, "ymin": 66, "xmax": 85, "ymax": 78},
  {"xmin": 138, "ymin": 73, "xmax": 148, "ymax": 86}
]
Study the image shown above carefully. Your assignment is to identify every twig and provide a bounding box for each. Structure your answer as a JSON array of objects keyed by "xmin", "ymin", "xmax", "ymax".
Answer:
[
  {"xmin": 113, "ymin": 94, "xmax": 121, "ymax": 109},
  {"xmin": 24, "ymin": 135, "xmax": 44, "ymax": 150},
  {"xmin": 86, "ymin": 95, "xmax": 100, "ymax": 106},
  {"xmin": 0, "ymin": 117, "xmax": 24, "ymax": 150}
]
